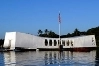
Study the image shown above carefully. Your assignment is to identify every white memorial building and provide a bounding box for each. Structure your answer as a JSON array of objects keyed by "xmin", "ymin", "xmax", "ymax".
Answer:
[{"xmin": 3, "ymin": 32, "xmax": 96, "ymax": 51}]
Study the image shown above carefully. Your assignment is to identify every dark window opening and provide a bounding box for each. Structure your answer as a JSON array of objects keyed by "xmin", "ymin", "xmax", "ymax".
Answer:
[
  {"xmin": 58, "ymin": 40, "xmax": 61, "ymax": 45},
  {"xmin": 62, "ymin": 40, "xmax": 65, "ymax": 46},
  {"xmin": 58, "ymin": 40, "xmax": 59, "ymax": 45},
  {"xmin": 71, "ymin": 41, "xmax": 73, "ymax": 46},
  {"xmin": 66, "ymin": 40, "xmax": 69, "ymax": 46},
  {"xmin": 45, "ymin": 39, "xmax": 48, "ymax": 46},
  {"xmin": 92, "ymin": 38, "xmax": 94, "ymax": 42},
  {"xmin": 49, "ymin": 40, "xmax": 52, "ymax": 46},
  {"xmin": 54, "ymin": 40, "xmax": 57, "ymax": 46}
]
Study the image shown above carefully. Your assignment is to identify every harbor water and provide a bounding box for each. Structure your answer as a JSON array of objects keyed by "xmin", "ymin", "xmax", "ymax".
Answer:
[{"xmin": 0, "ymin": 50, "xmax": 99, "ymax": 66}]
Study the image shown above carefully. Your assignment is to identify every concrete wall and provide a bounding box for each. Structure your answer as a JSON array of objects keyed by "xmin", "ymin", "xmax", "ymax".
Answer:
[
  {"xmin": 83, "ymin": 35, "xmax": 96, "ymax": 47},
  {"xmin": 3, "ymin": 32, "xmax": 96, "ymax": 50},
  {"xmin": 15, "ymin": 32, "xmax": 37, "ymax": 49},
  {"xmin": 73, "ymin": 35, "xmax": 96, "ymax": 47},
  {"xmin": 3, "ymin": 32, "xmax": 16, "ymax": 50}
]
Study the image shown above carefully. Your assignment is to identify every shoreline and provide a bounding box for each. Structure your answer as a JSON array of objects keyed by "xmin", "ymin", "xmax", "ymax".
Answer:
[{"xmin": 0, "ymin": 47, "xmax": 97, "ymax": 52}]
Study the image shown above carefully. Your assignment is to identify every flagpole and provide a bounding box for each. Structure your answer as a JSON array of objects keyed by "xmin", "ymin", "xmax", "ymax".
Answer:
[
  {"xmin": 58, "ymin": 11, "xmax": 61, "ymax": 46},
  {"xmin": 59, "ymin": 21, "xmax": 61, "ymax": 45}
]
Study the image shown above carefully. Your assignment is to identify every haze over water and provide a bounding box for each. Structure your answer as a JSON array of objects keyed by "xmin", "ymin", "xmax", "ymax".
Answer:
[{"xmin": 0, "ymin": 50, "xmax": 98, "ymax": 66}]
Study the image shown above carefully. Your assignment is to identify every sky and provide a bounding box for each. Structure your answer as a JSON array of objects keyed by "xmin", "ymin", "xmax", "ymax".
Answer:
[{"xmin": 0, "ymin": 0, "xmax": 99, "ymax": 38}]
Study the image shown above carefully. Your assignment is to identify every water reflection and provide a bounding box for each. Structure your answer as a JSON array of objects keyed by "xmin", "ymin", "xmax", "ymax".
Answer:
[
  {"xmin": 4, "ymin": 51, "xmax": 16, "ymax": 66},
  {"xmin": 0, "ymin": 52, "xmax": 4, "ymax": 66},
  {"xmin": 95, "ymin": 49, "xmax": 99, "ymax": 66},
  {"xmin": 0, "ymin": 50, "xmax": 98, "ymax": 66},
  {"xmin": 44, "ymin": 51, "xmax": 96, "ymax": 66}
]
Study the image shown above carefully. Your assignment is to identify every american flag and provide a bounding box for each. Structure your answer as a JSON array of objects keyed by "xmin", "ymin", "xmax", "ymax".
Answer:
[{"xmin": 58, "ymin": 12, "xmax": 61, "ymax": 23}]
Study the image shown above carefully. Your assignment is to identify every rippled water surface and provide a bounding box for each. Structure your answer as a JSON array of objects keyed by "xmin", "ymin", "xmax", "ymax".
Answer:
[{"xmin": 0, "ymin": 50, "xmax": 99, "ymax": 66}]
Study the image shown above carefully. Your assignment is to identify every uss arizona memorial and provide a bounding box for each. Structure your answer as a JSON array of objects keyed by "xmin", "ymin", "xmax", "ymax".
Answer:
[{"xmin": 3, "ymin": 32, "xmax": 96, "ymax": 51}]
